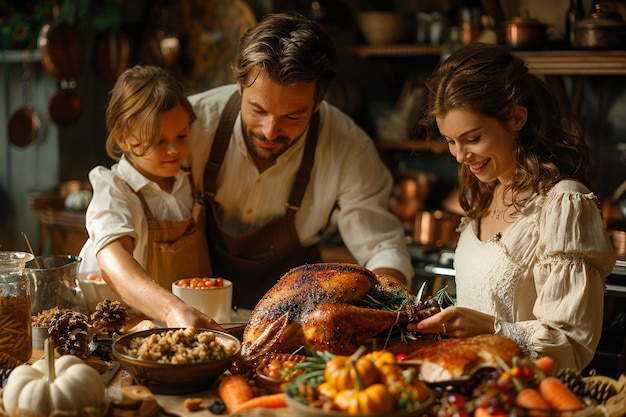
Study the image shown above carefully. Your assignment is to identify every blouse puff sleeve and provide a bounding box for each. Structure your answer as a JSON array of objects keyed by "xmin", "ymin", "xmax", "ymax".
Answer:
[{"xmin": 501, "ymin": 180, "xmax": 616, "ymax": 371}]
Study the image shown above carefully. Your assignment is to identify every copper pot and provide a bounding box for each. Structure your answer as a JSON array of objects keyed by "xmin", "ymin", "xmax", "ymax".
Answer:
[
  {"xmin": 414, "ymin": 210, "xmax": 461, "ymax": 250},
  {"xmin": 498, "ymin": 14, "xmax": 548, "ymax": 50},
  {"xmin": 574, "ymin": 5, "xmax": 626, "ymax": 50},
  {"xmin": 609, "ymin": 230, "xmax": 626, "ymax": 257}
]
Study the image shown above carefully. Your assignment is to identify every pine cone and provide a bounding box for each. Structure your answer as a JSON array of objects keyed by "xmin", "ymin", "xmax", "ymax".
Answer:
[
  {"xmin": 90, "ymin": 299, "xmax": 129, "ymax": 334},
  {"xmin": 48, "ymin": 310, "xmax": 91, "ymax": 358},
  {"xmin": 583, "ymin": 375, "xmax": 619, "ymax": 404},
  {"xmin": 0, "ymin": 352, "xmax": 23, "ymax": 385},
  {"xmin": 555, "ymin": 367, "xmax": 587, "ymax": 397}
]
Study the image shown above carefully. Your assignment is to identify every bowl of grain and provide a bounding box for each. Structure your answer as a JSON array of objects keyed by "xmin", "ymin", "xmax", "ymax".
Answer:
[{"xmin": 110, "ymin": 327, "xmax": 241, "ymax": 394}]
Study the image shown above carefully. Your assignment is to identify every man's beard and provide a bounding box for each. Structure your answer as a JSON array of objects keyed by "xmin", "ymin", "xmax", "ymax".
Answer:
[{"xmin": 244, "ymin": 128, "xmax": 293, "ymax": 162}]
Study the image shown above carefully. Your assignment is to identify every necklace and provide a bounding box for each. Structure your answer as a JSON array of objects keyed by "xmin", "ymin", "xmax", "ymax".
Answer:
[{"xmin": 491, "ymin": 189, "xmax": 503, "ymax": 220}]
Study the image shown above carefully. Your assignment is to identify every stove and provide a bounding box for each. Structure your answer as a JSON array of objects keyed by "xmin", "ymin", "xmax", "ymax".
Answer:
[{"xmin": 409, "ymin": 245, "xmax": 457, "ymax": 298}]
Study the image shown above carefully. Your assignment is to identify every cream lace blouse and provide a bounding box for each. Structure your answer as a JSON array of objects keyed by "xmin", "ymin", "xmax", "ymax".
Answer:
[{"xmin": 454, "ymin": 179, "xmax": 616, "ymax": 371}]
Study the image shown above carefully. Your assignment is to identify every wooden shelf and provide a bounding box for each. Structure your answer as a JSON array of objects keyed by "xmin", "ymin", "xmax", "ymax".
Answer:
[
  {"xmin": 347, "ymin": 44, "xmax": 626, "ymax": 75},
  {"xmin": 514, "ymin": 50, "xmax": 626, "ymax": 75},
  {"xmin": 0, "ymin": 49, "xmax": 41, "ymax": 63},
  {"xmin": 347, "ymin": 44, "xmax": 442, "ymax": 58},
  {"xmin": 374, "ymin": 139, "xmax": 448, "ymax": 154}
]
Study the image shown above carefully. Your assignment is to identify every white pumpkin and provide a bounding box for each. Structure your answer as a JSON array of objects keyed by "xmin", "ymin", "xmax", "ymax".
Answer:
[{"xmin": 2, "ymin": 339, "xmax": 105, "ymax": 415}]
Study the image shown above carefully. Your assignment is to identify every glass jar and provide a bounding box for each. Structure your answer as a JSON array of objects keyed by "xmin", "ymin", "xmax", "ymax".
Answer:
[{"xmin": 0, "ymin": 251, "xmax": 34, "ymax": 362}]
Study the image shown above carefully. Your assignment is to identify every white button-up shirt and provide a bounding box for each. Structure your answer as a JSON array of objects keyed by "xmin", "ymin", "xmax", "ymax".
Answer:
[
  {"xmin": 79, "ymin": 157, "xmax": 193, "ymax": 273},
  {"xmin": 186, "ymin": 85, "xmax": 414, "ymax": 284}
]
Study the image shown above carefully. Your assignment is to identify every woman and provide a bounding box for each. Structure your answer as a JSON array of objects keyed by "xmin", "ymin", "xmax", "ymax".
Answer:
[
  {"xmin": 79, "ymin": 65, "xmax": 220, "ymax": 330},
  {"xmin": 409, "ymin": 43, "xmax": 615, "ymax": 371}
]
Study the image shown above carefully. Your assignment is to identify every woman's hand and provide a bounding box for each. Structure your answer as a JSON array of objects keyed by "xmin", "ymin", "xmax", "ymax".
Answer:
[{"xmin": 406, "ymin": 306, "xmax": 496, "ymax": 338}]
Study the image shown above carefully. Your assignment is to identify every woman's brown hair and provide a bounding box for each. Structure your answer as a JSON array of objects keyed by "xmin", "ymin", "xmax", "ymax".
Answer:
[{"xmin": 420, "ymin": 43, "xmax": 593, "ymax": 218}]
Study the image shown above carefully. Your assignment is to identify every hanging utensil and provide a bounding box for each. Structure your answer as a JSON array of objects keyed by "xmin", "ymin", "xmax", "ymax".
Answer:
[
  {"xmin": 138, "ymin": 1, "xmax": 180, "ymax": 70},
  {"xmin": 7, "ymin": 50, "xmax": 41, "ymax": 148},
  {"xmin": 37, "ymin": 4, "xmax": 86, "ymax": 127},
  {"xmin": 38, "ymin": 21, "xmax": 86, "ymax": 79},
  {"xmin": 48, "ymin": 79, "xmax": 82, "ymax": 127},
  {"xmin": 94, "ymin": 28, "xmax": 132, "ymax": 84}
]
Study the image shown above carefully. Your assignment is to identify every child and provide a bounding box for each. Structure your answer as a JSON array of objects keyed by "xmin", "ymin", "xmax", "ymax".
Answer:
[{"xmin": 79, "ymin": 65, "xmax": 220, "ymax": 330}]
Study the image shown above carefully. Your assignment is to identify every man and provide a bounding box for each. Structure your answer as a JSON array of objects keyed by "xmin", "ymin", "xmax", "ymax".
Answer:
[{"xmin": 186, "ymin": 12, "xmax": 413, "ymax": 309}]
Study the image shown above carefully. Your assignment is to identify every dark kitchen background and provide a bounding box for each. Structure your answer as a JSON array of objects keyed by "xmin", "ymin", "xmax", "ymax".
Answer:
[{"xmin": 2, "ymin": 0, "xmax": 625, "ymax": 255}]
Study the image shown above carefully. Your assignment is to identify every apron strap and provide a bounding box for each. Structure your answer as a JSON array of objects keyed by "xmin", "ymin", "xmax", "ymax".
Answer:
[
  {"xmin": 204, "ymin": 91, "xmax": 241, "ymax": 200},
  {"xmin": 133, "ymin": 188, "xmax": 155, "ymax": 221},
  {"xmin": 286, "ymin": 111, "xmax": 319, "ymax": 218}
]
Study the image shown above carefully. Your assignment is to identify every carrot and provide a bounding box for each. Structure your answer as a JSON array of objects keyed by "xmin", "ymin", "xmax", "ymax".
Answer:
[
  {"xmin": 473, "ymin": 406, "xmax": 492, "ymax": 417},
  {"xmin": 230, "ymin": 392, "xmax": 287, "ymax": 414},
  {"xmin": 515, "ymin": 387, "xmax": 552, "ymax": 411},
  {"xmin": 474, "ymin": 406, "xmax": 507, "ymax": 417},
  {"xmin": 533, "ymin": 356, "xmax": 556, "ymax": 375},
  {"xmin": 538, "ymin": 376, "xmax": 584, "ymax": 411},
  {"xmin": 218, "ymin": 375, "xmax": 254, "ymax": 412}
]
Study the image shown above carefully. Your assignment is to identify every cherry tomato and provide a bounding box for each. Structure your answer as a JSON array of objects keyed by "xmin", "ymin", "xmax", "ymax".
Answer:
[{"xmin": 176, "ymin": 279, "xmax": 190, "ymax": 288}]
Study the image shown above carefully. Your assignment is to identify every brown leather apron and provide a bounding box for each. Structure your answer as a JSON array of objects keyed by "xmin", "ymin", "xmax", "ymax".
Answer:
[
  {"xmin": 203, "ymin": 92, "xmax": 322, "ymax": 309},
  {"xmin": 134, "ymin": 177, "xmax": 212, "ymax": 289}
]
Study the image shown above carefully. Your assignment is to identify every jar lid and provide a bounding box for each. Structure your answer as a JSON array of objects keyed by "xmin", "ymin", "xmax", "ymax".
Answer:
[{"xmin": 0, "ymin": 251, "xmax": 34, "ymax": 273}]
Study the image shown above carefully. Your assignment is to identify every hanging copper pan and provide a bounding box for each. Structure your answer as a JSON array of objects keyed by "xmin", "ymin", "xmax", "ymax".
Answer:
[
  {"xmin": 94, "ymin": 28, "xmax": 132, "ymax": 83},
  {"xmin": 48, "ymin": 88, "xmax": 82, "ymax": 127},
  {"xmin": 37, "ymin": 22, "xmax": 86, "ymax": 79},
  {"xmin": 7, "ymin": 53, "xmax": 41, "ymax": 147},
  {"xmin": 7, "ymin": 105, "xmax": 40, "ymax": 148},
  {"xmin": 37, "ymin": 24, "xmax": 59, "ymax": 78},
  {"xmin": 38, "ymin": 22, "xmax": 86, "ymax": 126}
]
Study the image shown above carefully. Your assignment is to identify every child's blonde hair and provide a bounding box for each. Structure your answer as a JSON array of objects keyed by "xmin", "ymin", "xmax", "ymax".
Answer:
[{"xmin": 105, "ymin": 65, "xmax": 196, "ymax": 160}]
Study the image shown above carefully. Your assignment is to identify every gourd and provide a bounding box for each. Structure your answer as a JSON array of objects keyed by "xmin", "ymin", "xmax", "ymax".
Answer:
[
  {"xmin": 2, "ymin": 339, "xmax": 105, "ymax": 415},
  {"xmin": 324, "ymin": 346, "xmax": 380, "ymax": 391},
  {"xmin": 333, "ymin": 383, "xmax": 395, "ymax": 414}
]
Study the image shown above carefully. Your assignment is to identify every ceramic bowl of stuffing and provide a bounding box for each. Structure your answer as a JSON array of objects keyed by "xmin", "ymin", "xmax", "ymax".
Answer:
[{"xmin": 110, "ymin": 327, "xmax": 241, "ymax": 394}]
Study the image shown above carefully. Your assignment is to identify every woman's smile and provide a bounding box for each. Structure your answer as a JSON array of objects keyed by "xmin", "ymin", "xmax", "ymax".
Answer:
[
  {"xmin": 437, "ymin": 108, "xmax": 517, "ymax": 184},
  {"xmin": 469, "ymin": 158, "xmax": 490, "ymax": 173}
]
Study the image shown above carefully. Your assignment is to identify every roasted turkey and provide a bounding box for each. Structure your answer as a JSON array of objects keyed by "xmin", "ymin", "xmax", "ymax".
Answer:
[
  {"xmin": 402, "ymin": 335, "xmax": 524, "ymax": 383},
  {"xmin": 240, "ymin": 263, "xmax": 440, "ymax": 364}
]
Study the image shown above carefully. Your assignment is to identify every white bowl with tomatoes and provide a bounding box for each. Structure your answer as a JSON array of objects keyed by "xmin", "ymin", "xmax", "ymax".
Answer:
[
  {"xmin": 172, "ymin": 277, "xmax": 233, "ymax": 324},
  {"xmin": 79, "ymin": 272, "xmax": 124, "ymax": 313}
]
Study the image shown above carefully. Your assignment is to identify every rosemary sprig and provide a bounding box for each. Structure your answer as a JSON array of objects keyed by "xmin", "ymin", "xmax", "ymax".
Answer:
[
  {"xmin": 434, "ymin": 286, "xmax": 456, "ymax": 308},
  {"xmin": 356, "ymin": 288, "xmax": 412, "ymax": 312}
]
